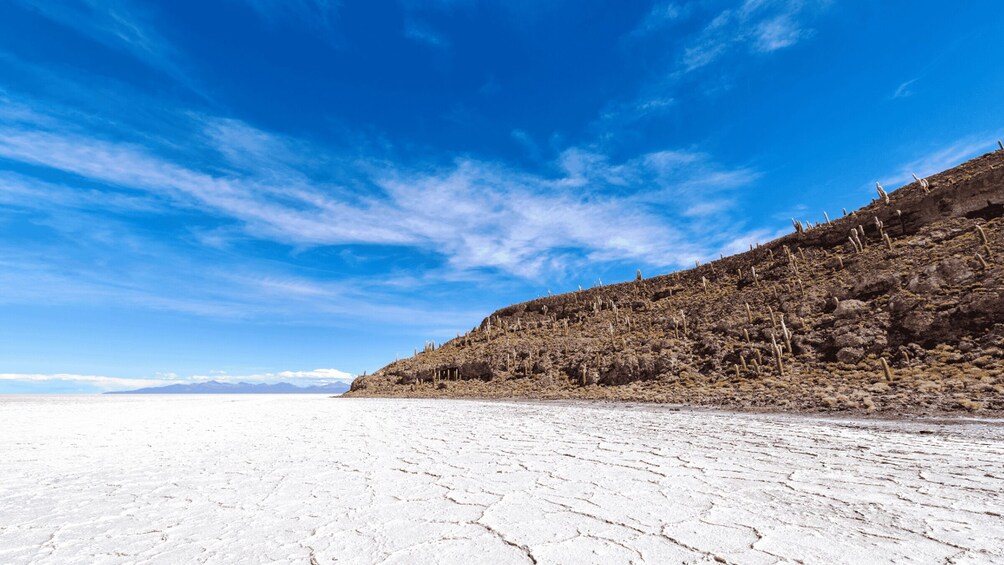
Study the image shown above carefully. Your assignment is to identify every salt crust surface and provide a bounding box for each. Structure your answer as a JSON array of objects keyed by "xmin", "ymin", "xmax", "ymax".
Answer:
[{"xmin": 1, "ymin": 395, "xmax": 1003, "ymax": 564}]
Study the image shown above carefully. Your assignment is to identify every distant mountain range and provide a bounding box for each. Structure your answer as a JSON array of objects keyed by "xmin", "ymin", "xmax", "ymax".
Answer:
[{"xmin": 107, "ymin": 380, "xmax": 351, "ymax": 394}]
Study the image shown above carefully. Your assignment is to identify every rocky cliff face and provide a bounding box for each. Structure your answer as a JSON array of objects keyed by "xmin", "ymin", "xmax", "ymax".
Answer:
[{"xmin": 347, "ymin": 151, "xmax": 1004, "ymax": 414}]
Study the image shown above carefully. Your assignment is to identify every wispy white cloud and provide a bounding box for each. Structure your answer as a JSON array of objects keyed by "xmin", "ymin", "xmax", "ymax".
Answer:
[
  {"xmin": 239, "ymin": 0, "xmax": 341, "ymax": 36},
  {"xmin": 0, "ymin": 233, "xmax": 486, "ymax": 327},
  {"xmin": 0, "ymin": 85, "xmax": 783, "ymax": 338},
  {"xmin": 635, "ymin": 97, "xmax": 676, "ymax": 112},
  {"xmin": 607, "ymin": 1, "xmax": 827, "ymax": 139},
  {"xmin": 882, "ymin": 135, "xmax": 998, "ymax": 188},
  {"xmin": 0, "ymin": 102, "xmax": 759, "ymax": 281},
  {"xmin": 892, "ymin": 78, "xmax": 917, "ymax": 99},
  {"xmin": 12, "ymin": 0, "xmax": 197, "ymax": 90},
  {"xmin": 373, "ymin": 157, "xmax": 708, "ymax": 276},
  {"xmin": 0, "ymin": 172, "xmax": 487, "ymax": 327},
  {"xmin": 0, "ymin": 94, "xmax": 64, "ymax": 128},
  {"xmin": 510, "ymin": 129, "xmax": 541, "ymax": 160},
  {"xmin": 0, "ymin": 373, "xmax": 185, "ymax": 392},
  {"xmin": 404, "ymin": 20, "xmax": 450, "ymax": 47},
  {"xmin": 0, "ymin": 171, "xmax": 165, "ymax": 213},
  {"xmin": 682, "ymin": 199, "xmax": 735, "ymax": 218},
  {"xmin": 0, "ymin": 367, "xmax": 355, "ymax": 393},
  {"xmin": 191, "ymin": 368, "xmax": 355, "ymax": 383},
  {"xmin": 680, "ymin": 0, "xmax": 825, "ymax": 73},
  {"xmin": 753, "ymin": 13, "xmax": 809, "ymax": 52},
  {"xmin": 628, "ymin": 1, "xmax": 686, "ymax": 38},
  {"xmin": 592, "ymin": 96, "xmax": 677, "ymax": 136},
  {"xmin": 718, "ymin": 226, "xmax": 790, "ymax": 256}
]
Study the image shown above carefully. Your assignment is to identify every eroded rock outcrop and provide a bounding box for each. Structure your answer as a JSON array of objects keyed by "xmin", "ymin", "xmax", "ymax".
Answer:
[{"xmin": 347, "ymin": 151, "xmax": 1004, "ymax": 414}]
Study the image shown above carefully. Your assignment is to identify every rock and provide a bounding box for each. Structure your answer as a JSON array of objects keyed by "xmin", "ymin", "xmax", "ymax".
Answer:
[
  {"xmin": 935, "ymin": 257, "xmax": 974, "ymax": 286},
  {"xmin": 833, "ymin": 330, "xmax": 866, "ymax": 349},
  {"xmin": 904, "ymin": 257, "xmax": 973, "ymax": 293},
  {"xmin": 837, "ymin": 347, "xmax": 865, "ymax": 363},
  {"xmin": 833, "ymin": 299, "xmax": 868, "ymax": 319},
  {"xmin": 958, "ymin": 291, "xmax": 1004, "ymax": 319},
  {"xmin": 887, "ymin": 293, "xmax": 922, "ymax": 314},
  {"xmin": 851, "ymin": 273, "xmax": 900, "ymax": 299},
  {"xmin": 901, "ymin": 310, "xmax": 935, "ymax": 337},
  {"xmin": 906, "ymin": 264, "xmax": 944, "ymax": 293},
  {"xmin": 346, "ymin": 151, "xmax": 1004, "ymax": 416}
]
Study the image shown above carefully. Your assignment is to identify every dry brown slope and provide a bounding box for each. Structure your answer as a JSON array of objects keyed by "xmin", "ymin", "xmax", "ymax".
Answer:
[{"xmin": 347, "ymin": 150, "xmax": 1004, "ymax": 414}]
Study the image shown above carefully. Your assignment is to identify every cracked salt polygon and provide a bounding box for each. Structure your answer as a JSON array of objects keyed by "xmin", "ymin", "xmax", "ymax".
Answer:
[{"xmin": 1, "ymin": 396, "xmax": 1002, "ymax": 564}]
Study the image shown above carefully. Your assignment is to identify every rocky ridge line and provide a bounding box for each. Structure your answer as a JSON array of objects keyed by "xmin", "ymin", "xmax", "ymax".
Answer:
[{"xmin": 347, "ymin": 150, "xmax": 1004, "ymax": 414}]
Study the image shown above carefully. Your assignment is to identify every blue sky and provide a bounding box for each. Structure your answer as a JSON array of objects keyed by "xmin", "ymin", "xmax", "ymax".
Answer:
[{"xmin": 1, "ymin": 1, "xmax": 1003, "ymax": 392}]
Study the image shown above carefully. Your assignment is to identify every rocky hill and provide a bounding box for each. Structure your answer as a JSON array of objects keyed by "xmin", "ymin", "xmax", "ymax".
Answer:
[{"xmin": 346, "ymin": 149, "xmax": 1004, "ymax": 414}]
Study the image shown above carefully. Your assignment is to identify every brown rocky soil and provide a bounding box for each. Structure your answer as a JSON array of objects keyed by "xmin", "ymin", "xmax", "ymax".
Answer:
[{"xmin": 346, "ymin": 150, "xmax": 1004, "ymax": 415}]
